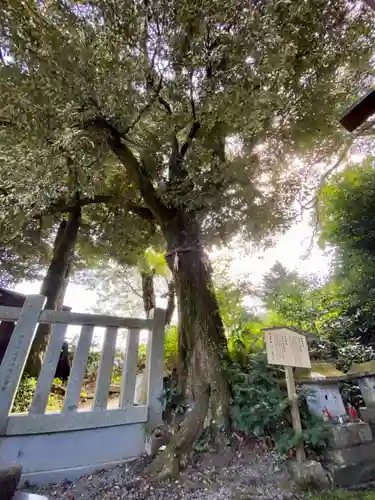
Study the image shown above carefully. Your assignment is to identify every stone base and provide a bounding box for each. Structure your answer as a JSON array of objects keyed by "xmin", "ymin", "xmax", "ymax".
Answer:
[
  {"xmin": 360, "ymin": 407, "xmax": 375, "ymax": 424},
  {"xmin": 0, "ymin": 466, "xmax": 22, "ymax": 500},
  {"xmin": 326, "ymin": 422, "xmax": 373, "ymax": 449},
  {"xmin": 13, "ymin": 494, "xmax": 49, "ymax": 500},
  {"xmin": 328, "ymin": 461, "xmax": 375, "ymax": 488},
  {"xmin": 325, "ymin": 441, "xmax": 375, "ymax": 466},
  {"xmin": 288, "ymin": 460, "xmax": 331, "ymax": 490}
]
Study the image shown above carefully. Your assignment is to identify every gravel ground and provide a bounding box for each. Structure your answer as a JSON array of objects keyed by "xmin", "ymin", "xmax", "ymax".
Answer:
[{"xmin": 26, "ymin": 446, "xmax": 302, "ymax": 500}]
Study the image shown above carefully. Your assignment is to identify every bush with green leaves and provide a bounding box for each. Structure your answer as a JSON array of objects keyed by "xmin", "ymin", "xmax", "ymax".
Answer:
[
  {"xmin": 138, "ymin": 325, "xmax": 178, "ymax": 372},
  {"xmin": 229, "ymin": 352, "xmax": 327, "ymax": 456},
  {"xmin": 336, "ymin": 342, "xmax": 375, "ymax": 372},
  {"xmin": 12, "ymin": 376, "xmax": 37, "ymax": 413},
  {"xmin": 12, "ymin": 375, "xmax": 64, "ymax": 413},
  {"xmin": 302, "ymin": 337, "xmax": 375, "ymax": 372}
]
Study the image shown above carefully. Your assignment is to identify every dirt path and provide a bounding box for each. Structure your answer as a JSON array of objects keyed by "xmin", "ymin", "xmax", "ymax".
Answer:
[
  {"xmin": 26, "ymin": 446, "xmax": 299, "ymax": 500},
  {"xmin": 78, "ymin": 395, "xmax": 120, "ymax": 410}
]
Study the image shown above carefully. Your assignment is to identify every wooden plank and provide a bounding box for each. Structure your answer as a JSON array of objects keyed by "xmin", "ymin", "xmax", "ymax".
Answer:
[
  {"xmin": 0, "ymin": 306, "xmax": 152, "ymax": 330},
  {"xmin": 145, "ymin": 308, "xmax": 166, "ymax": 429},
  {"xmin": 285, "ymin": 366, "xmax": 305, "ymax": 462},
  {"xmin": 63, "ymin": 325, "xmax": 94, "ymax": 412},
  {"xmin": 4, "ymin": 405, "xmax": 148, "ymax": 435},
  {"xmin": 120, "ymin": 329, "xmax": 140, "ymax": 407},
  {"xmin": 0, "ymin": 295, "xmax": 46, "ymax": 431},
  {"xmin": 94, "ymin": 327, "xmax": 118, "ymax": 409},
  {"xmin": 264, "ymin": 327, "xmax": 311, "ymax": 369},
  {"xmin": 29, "ymin": 323, "xmax": 68, "ymax": 415},
  {"xmin": 340, "ymin": 88, "xmax": 375, "ymax": 132}
]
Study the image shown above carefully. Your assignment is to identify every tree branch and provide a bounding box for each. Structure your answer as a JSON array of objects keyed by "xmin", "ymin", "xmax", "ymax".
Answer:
[
  {"xmin": 158, "ymin": 95, "xmax": 173, "ymax": 115},
  {"xmin": 179, "ymin": 121, "xmax": 201, "ymax": 160},
  {"xmin": 126, "ymin": 202, "xmax": 154, "ymax": 220},
  {"xmin": 90, "ymin": 117, "xmax": 171, "ymax": 222},
  {"xmin": 47, "ymin": 195, "xmax": 115, "ymax": 215},
  {"xmin": 124, "ymin": 77, "xmax": 164, "ymax": 135},
  {"xmin": 120, "ymin": 274, "xmax": 144, "ymax": 300},
  {"xmin": 302, "ymin": 138, "xmax": 355, "ymax": 212}
]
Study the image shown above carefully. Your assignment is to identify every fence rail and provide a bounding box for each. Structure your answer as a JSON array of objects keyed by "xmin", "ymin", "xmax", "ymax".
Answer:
[
  {"xmin": 0, "ymin": 294, "xmax": 165, "ymax": 436},
  {"xmin": 0, "ymin": 305, "xmax": 154, "ymax": 329}
]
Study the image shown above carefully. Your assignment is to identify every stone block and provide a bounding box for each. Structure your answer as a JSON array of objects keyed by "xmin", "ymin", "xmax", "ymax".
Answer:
[
  {"xmin": 0, "ymin": 465, "xmax": 22, "ymax": 500},
  {"xmin": 360, "ymin": 407, "xmax": 375, "ymax": 424},
  {"xmin": 329, "ymin": 461, "xmax": 375, "ymax": 488},
  {"xmin": 288, "ymin": 460, "xmax": 331, "ymax": 490},
  {"xmin": 325, "ymin": 441, "xmax": 375, "ymax": 466},
  {"xmin": 326, "ymin": 422, "xmax": 373, "ymax": 449},
  {"xmin": 357, "ymin": 377, "xmax": 375, "ymax": 408}
]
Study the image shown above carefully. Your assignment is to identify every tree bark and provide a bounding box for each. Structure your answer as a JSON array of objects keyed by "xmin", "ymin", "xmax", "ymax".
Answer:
[
  {"xmin": 149, "ymin": 211, "xmax": 232, "ymax": 477},
  {"xmin": 165, "ymin": 280, "xmax": 175, "ymax": 325},
  {"xmin": 141, "ymin": 270, "xmax": 156, "ymax": 318},
  {"xmin": 25, "ymin": 205, "xmax": 81, "ymax": 377}
]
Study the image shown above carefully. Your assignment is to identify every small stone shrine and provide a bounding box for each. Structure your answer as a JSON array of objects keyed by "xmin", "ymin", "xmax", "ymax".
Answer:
[
  {"xmin": 295, "ymin": 358, "xmax": 375, "ymax": 487},
  {"xmin": 295, "ymin": 362, "xmax": 347, "ymax": 420}
]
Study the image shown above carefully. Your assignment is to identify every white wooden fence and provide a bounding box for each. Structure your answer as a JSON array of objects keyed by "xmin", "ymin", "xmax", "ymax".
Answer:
[{"xmin": 0, "ymin": 294, "xmax": 166, "ymax": 485}]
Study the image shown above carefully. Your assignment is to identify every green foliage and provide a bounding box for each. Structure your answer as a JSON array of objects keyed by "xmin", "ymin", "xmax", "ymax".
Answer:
[
  {"xmin": 229, "ymin": 352, "xmax": 327, "ymax": 456},
  {"xmin": 335, "ymin": 342, "xmax": 375, "ymax": 372},
  {"xmin": 85, "ymin": 350, "xmax": 101, "ymax": 379},
  {"xmin": 12, "ymin": 376, "xmax": 37, "ymax": 413},
  {"xmin": 12, "ymin": 376, "xmax": 64, "ymax": 413},
  {"xmin": 262, "ymin": 262, "xmax": 346, "ymax": 337},
  {"xmin": 138, "ymin": 325, "xmax": 179, "ymax": 372},
  {"xmin": 163, "ymin": 326, "xmax": 179, "ymax": 372},
  {"xmin": 316, "ymin": 160, "xmax": 375, "ymax": 345}
]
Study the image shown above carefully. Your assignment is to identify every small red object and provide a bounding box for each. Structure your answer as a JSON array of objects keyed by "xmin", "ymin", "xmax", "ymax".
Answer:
[{"xmin": 348, "ymin": 404, "xmax": 358, "ymax": 419}]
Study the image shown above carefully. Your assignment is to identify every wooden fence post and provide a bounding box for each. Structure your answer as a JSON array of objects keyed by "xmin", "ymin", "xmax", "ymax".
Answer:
[
  {"xmin": 0, "ymin": 294, "xmax": 46, "ymax": 433},
  {"xmin": 285, "ymin": 366, "xmax": 306, "ymax": 462},
  {"xmin": 146, "ymin": 308, "xmax": 166, "ymax": 429}
]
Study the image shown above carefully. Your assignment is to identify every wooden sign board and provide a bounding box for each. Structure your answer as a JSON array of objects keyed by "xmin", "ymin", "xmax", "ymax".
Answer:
[{"xmin": 264, "ymin": 327, "xmax": 311, "ymax": 369}]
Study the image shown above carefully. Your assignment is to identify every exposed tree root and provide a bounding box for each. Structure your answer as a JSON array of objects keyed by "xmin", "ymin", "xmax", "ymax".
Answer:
[{"xmin": 146, "ymin": 384, "xmax": 210, "ymax": 479}]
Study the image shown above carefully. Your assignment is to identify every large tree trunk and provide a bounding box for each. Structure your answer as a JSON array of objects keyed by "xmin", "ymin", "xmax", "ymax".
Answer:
[
  {"xmin": 26, "ymin": 206, "xmax": 81, "ymax": 377},
  {"xmin": 149, "ymin": 212, "xmax": 232, "ymax": 477}
]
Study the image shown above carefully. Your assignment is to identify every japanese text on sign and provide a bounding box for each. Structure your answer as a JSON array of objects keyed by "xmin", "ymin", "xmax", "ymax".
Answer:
[{"xmin": 264, "ymin": 328, "xmax": 311, "ymax": 368}]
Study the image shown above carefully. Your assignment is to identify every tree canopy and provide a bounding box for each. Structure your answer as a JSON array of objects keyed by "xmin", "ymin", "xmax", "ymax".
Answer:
[{"xmin": 1, "ymin": 0, "xmax": 374, "ymax": 247}]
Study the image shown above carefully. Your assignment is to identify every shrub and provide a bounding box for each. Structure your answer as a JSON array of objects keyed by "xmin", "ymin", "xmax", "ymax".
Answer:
[
  {"xmin": 229, "ymin": 352, "xmax": 327, "ymax": 456},
  {"xmin": 336, "ymin": 342, "xmax": 375, "ymax": 372},
  {"xmin": 137, "ymin": 325, "xmax": 178, "ymax": 373},
  {"xmin": 12, "ymin": 375, "xmax": 37, "ymax": 413},
  {"xmin": 13, "ymin": 376, "xmax": 64, "ymax": 413}
]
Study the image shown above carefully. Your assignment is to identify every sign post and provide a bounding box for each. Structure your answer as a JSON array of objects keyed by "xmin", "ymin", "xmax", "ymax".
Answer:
[{"xmin": 263, "ymin": 327, "xmax": 311, "ymax": 462}]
